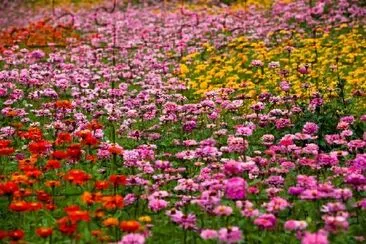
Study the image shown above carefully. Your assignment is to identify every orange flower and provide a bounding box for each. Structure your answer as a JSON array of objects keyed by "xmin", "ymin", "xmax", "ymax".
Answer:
[
  {"xmin": 108, "ymin": 145, "xmax": 123, "ymax": 155},
  {"xmin": 103, "ymin": 217, "xmax": 119, "ymax": 227},
  {"xmin": 86, "ymin": 154, "xmax": 97, "ymax": 163},
  {"xmin": 120, "ymin": 220, "xmax": 140, "ymax": 232},
  {"xmin": 11, "ymin": 173, "xmax": 28, "ymax": 184},
  {"xmin": 87, "ymin": 120, "xmax": 103, "ymax": 130},
  {"xmin": 101, "ymin": 195, "xmax": 124, "ymax": 210},
  {"xmin": 45, "ymin": 180, "xmax": 61, "ymax": 188},
  {"xmin": 36, "ymin": 227, "xmax": 53, "ymax": 238},
  {"xmin": 94, "ymin": 209, "xmax": 105, "ymax": 219},
  {"xmin": 55, "ymin": 100, "xmax": 73, "ymax": 109},
  {"xmin": 81, "ymin": 192, "xmax": 95, "ymax": 205},
  {"xmin": 18, "ymin": 155, "xmax": 38, "ymax": 169},
  {"xmin": 91, "ymin": 229, "xmax": 102, "ymax": 237},
  {"xmin": 6, "ymin": 109, "xmax": 18, "ymax": 117}
]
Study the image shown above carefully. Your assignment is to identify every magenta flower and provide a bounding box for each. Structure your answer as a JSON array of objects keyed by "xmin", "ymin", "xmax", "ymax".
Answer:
[
  {"xmin": 225, "ymin": 177, "xmax": 247, "ymax": 200},
  {"xmin": 254, "ymin": 214, "xmax": 277, "ymax": 229}
]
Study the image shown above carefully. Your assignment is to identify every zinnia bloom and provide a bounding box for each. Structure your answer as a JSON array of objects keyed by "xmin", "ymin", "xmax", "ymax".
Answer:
[
  {"xmin": 118, "ymin": 233, "xmax": 145, "ymax": 244},
  {"xmin": 225, "ymin": 177, "xmax": 247, "ymax": 200},
  {"xmin": 218, "ymin": 226, "xmax": 243, "ymax": 243},
  {"xmin": 301, "ymin": 230, "xmax": 328, "ymax": 244},
  {"xmin": 120, "ymin": 220, "xmax": 140, "ymax": 232}
]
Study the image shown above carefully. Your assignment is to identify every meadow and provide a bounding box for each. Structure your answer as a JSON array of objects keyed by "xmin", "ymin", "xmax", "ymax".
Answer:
[{"xmin": 0, "ymin": 0, "xmax": 365, "ymax": 243}]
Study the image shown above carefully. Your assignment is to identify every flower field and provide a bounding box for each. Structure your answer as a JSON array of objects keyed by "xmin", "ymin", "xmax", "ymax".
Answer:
[{"xmin": 0, "ymin": 0, "xmax": 365, "ymax": 243}]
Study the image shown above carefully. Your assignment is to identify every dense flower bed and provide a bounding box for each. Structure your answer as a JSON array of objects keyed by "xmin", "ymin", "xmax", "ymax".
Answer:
[{"xmin": 0, "ymin": 0, "xmax": 365, "ymax": 243}]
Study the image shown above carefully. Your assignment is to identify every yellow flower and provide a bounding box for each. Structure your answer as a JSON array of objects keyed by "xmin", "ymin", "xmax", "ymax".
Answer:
[{"xmin": 138, "ymin": 216, "xmax": 152, "ymax": 223}]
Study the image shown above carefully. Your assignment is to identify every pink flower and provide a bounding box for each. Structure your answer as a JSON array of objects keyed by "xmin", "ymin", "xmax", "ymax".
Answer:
[
  {"xmin": 284, "ymin": 220, "xmax": 308, "ymax": 231},
  {"xmin": 302, "ymin": 122, "xmax": 319, "ymax": 135},
  {"xmin": 213, "ymin": 205, "xmax": 233, "ymax": 216},
  {"xmin": 264, "ymin": 197, "xmax": 290, "ymax": 212},
  {"xmin": 236, "ymin": 125, "xmax": 253, "ymax": 136},
  {"xmin": 323, "ymin": 215, "xmax": 349, "ymax": 233},
  {"xmin": 119, "ymin": 233, "xmax": 145, "ymax": 244},
  {"xmin": 223, "ymin": 160, "xmax": 244, "ymax": 176},
  {"xmin": 227, "ymin": 136, "xmax": 248, "ymax": 153},
  {"xmin": 301, "ymin": 230, "xmax": 328, "ymax": 244},
  {"xmin": 148, "ymin": 199, "xmax": 168, "ymax": 212},
  {"xmin": 254, "ymin": 214, "xmax": 277, "ymax": 229},
  {"xmin": 218, "ymin": 226, "xmax": 243, "ymax": 243},
  {"xmin": 225, "ymin": 177, "xmax": 247, "ymax": 200},
  {"xmin": 200, "ymin": 229, "xmax": 218, "ymax": 240}
]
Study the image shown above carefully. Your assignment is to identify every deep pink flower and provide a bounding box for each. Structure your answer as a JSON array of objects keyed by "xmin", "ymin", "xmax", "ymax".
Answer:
[
  {"xmin": 254, "ymin": 214, "xmax": 277, "ymax": 229},
  {"xmin": 225, "ymin": 177, "xmax": 247, "ymax": 200}
]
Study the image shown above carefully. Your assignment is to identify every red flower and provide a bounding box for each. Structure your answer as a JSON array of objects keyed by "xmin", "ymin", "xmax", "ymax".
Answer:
[
  {"xmin": 0, "ymin": 140, "xmax": 11, "ymax": 148},
  {"xmin": 37, "ymin": 190, "xmax": 51, "ymax": 202},
  {"xmin": 109, "ymin": 175, "xmax": 127, "ymax": 186},
  {"xmin": 67, "ymin": 210, "xmax": 90, "ymax": 223},
  {"xmin": 45, "ymin": 160, "xmax": 61, "ymax": 170},
  {"xmin": 0, "ymin": 139, "xmax": 14, "ymax": 156},
  {"xmin": 0, "ymin": 230, "xmax": 7, "ymax": 240},
  {"xmin": 28, "ymin": 202, "xmax": 42, "ymax": 211},
  {"xmin": 28, "ymin": 140, "xmax": 51, "ymax": 154},
  {"xmin": 1, "ymin": 181, "xmax": 18, "ymax": 195},
  {"xmin": 0, "ymin": 147, "xmax": 14, "ymax": 156},
  {"xmin": 20, "ymin": 127, "xmax": 43, "ymax": 140},
  {"xmin": 83, "ymin": 134, "xmax": 99, "ymax": 146},
  {"xmin": 36, "ymin": 227, "xmax": 53, "ymax": 238},
  {"xmin": 67, "ymin": 144, "xmax": 82, "ymax": 160},
  {"xmin": 120, "ymin": 220, "xmax": 140, "ymax": 232},
  {"xmin": 57, "ymin": 217, "xmax": 77, "ymax": 236},
  {"xmin": 64, "ymin": 169, "xmax": 90, "ymax": 185},
  {"xmin": 95, "ymin": 180, "xmax": 110, "ymax": 190},
  {"xmin": 9, "ymin": 201, "xmax": 29, "ymax": 212},
  {"xmin": 52, "ymin": 150, "xmax": 68, "ymax": 160},
  {"xmin": 45, "ymin": 203, "xmax": 57, "ymax": 211},
  {"xmin": 56, "ymin": 132, "xmax": 72, "ymax": 145},
  {"xmin": 8, "ymin": 229, "xmax": 24, "ymax": 241},
  {"xmin": 25, "ymin": 169, "xmax": 43, "ymax": 178}
]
